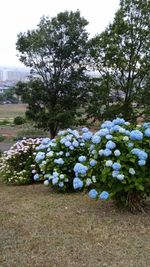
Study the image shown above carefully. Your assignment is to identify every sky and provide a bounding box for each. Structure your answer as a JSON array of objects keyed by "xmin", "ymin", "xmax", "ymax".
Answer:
[{"xmin": 0, "ymin": 0, "xmax": 120, "ymax": 68}]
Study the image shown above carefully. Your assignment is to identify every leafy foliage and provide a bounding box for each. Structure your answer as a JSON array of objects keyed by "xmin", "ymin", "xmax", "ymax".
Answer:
[
  {"xmin": 0, "ymin": 138, "xmax": 41, "ymax": 185},
  {"xmin": 16, "ymin": 11, "xmax": 89, "ymax": 138},
  {"xmin": 88, "ymin": 0, "xmax": 150, "ymax": 121}
]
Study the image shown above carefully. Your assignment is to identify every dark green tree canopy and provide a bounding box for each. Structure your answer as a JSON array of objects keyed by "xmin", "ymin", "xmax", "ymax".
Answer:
[
  {"xmin": 88, "ymin": 0, "xmax": 150, "ymax": 121},
  {"xmin": 16, "ymin": 11, "xmax": 89, "ymax": 137}
]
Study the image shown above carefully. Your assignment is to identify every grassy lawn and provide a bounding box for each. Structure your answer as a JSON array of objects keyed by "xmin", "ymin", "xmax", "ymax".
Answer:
[
  {"xmin": 0, "ymin": 183, "xmax": 150, "ymax": 267},
  {"xmin": 0, "ymin": 104, "xmax": 27, "ymax": 120}
]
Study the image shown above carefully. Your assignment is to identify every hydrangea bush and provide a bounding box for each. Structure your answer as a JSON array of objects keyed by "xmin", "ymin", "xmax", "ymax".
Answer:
[
  {"xmin": 34, "ymin": 128, "xmax": 93, "ymax": 191},
  {"xmin": 0, "ymin": 138, "xmax": 41, "ymax": 185},
  {"xmin": 73, "ymin": 118, "xmax": 150, "ymax": 211}
]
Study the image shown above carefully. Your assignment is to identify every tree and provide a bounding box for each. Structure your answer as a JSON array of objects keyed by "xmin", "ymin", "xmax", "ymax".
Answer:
[
  {"xmin": 88, "ymin": 0, "xmax": 150, "ymax": 121},
  {"xmin": 16, "ymin": 11, "xmax": 89, "ymax": 138}
]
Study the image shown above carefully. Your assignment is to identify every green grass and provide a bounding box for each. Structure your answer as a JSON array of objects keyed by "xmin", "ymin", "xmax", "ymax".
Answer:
[{"xmin": 0, "ymin": 183, "xmax": 150, "ymax": 267}]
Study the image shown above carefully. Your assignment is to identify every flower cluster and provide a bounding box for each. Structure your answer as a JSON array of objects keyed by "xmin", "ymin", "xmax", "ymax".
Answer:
[
  {"xmin": 0, "ymin": 138, "xmax": 41, "ymax": 184},
  {"xmin": 72, "ymin": 118, "xmax": 150, "ymax": 209},
  {"xmin": 34, "ymin": 129, "xmax": 92, "ymax": 190},
  {"xmin": 1, "ymin": 117, "xmax": 150, "ymax": 211}
]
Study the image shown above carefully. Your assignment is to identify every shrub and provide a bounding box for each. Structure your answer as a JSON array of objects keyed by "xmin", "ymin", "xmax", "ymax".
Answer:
[
  {"xmin": 34, "ymin": 128, "xmax": 92, "ymax": 191},
  {"xmin": 0, "ymin": 138, "xmax": 41, "ymax": 185},
  {"xmin": 13, "ymin": 116, "xmax": 26, "ymax": 125},
  {"xmin": 73, "ymin": 118, "xmax": 150, "ymax": 212}
]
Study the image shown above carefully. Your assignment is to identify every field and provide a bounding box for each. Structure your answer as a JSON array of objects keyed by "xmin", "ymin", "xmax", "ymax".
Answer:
[
  {"xmin": 0, "ymin": 104, "xmax": 48, "ymax": 152},
  {"xmin": 0, "ymin": 183, "xmax": 150, "ymax": 267}
]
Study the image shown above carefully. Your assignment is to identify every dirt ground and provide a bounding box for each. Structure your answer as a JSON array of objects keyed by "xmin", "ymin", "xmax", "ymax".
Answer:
[{"xmin": 0, "ymin": 183, "xmax": 150, "ymax": 267}]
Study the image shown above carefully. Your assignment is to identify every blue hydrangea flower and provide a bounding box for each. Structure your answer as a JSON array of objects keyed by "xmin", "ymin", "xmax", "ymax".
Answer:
[
  {"xmin": 58, "ymin": 130, "xmax": 66, "ymax": 136},
  {"xmin": 65, "ymin": 141, "xmax": 71, "ymax": 147},
  {"xmin": 98, "ymin": 149, "xmax": 104, "ymax": 156},
  {"xmin": 78, "ymin": 156, "xmax": 87, "ymax": 162},
  {"xmin": 114, "ymin": 149, "xmax": 121, "ymax": 157},
  {"xmin": 66, "ymin": 135, "xmax": 72, "ymax": 141},
  {"xmin": 116, "ymin": 174, "xmax": 124, "ymax": 180},
  {"xmin": 70, "ymin": 130, "xmax": 79, "ymax": 138},
  {"xmin": 131, "ymin": 149, "xmax": 148, "ymax": 160},
  {"xmin": 52, "ymin": 177, "xmax": 59, "ymax": 185},
  {"xmin": 110, "ymin": 125, "xmax": 121, "ymax": 132},
  {"xmin": 99, "ymin": 191, "xmax": 109, "ymax": 200},
  {"xmin": 103, "ymin": 148, "xmax": 112, "ymax": 157},
  {"xmin": 101, "ymin": 121, "xmax": 113, "ymax": 129},
  {"xmin": 119, "ymin": 127, "xmax": 126, "ymax": 134},
  {"xmin": 112, "ymin": 162, "xmax": 121, "ymax": 171},
  {"xmin": 90, "ymin": 159, "xmax": 97, "ymax": 167},
  {"xmin": 53, "ymin": 171, "xmax": 59, "ymax": 178},
  {"xmin": 105, "ymin": 160, "xmax": 113, "ymax": 167},
  {"xmin": 89, "ymin": 144, "xmax": 95, "ymax": 152},
  {"xmin": 112, "ymin": 170, "xmax": 119, "ymax": 177},
  {"xmin": 138, "ymin": 160, "xmax": 146, "ymax": 166},
  {"xmin": 82, "ymin": 127, "xmax": 89, "ymax": 133},
  {"xmin": 106, "ymin": 140, "xmax": 116, "ymax": 150},
  {"xmin": 60, "ymin": 137, "xmax": 67, "ymax": 144},
  {"xmin": 130, "ymin": 130, "xmax": 143, "ymax": 141},
  {"xmin": 46, "ymin": 151, "xmax": 54, "ymax": 157},
  {"xmin": 89, "ymin": 189, "xmax": 98, "ymax": 199},
  {"xmin": 138, "ymin": 151, "xmax": 148, "ymax": 160},
  {"xmin": 131, "ymin": 148, "xmax": 141, "ymax": 156},
  {"xmin": 128, "ymin": 142, "xmax": 134, "ymax": 148},
  {"xmin": 143, "ymin": 122, "xmax": 150, "ymax": 129},
  {"xmin": 125, "ymin": 130, "xmax": 130, "ymax": 136},
  {"xmin": 35, "ymin": 152, "xmax": 45, "ymax": 163},
  {"xmin": 72, "ymin": 140, "xmax": 79, "ymax": 147},
  {"xmin": 129, "ymin": 168, "xmax": 136, "ymax": 175},
  {"xmin": 113, "ymin": 117, "xmax": 125, "ymax": 125},
  {"xmin": 106, "ymin": 134, "xmax": 113, "ymax": 140},
  {"xmin": 125, "ymin": 122, "xmax": 130, "ymax": 126},
  {"xmin": 65, "ymin": 152, "xmax": 70, "ymax": 157},
  {"xmin": 82, "ymin": 132, "xmax": 93, "ymax": 141},
  {"xmin": 54, "ymin": 158, "xmax": 64, "ymax": 165},
  {"xmin": 42, "ymin": 138, "xmax": 51, "ymax": 145},
  {"xmin": 73, "ymin": 163, "xmax": 88, "ymax": 175},
  {"xmin": 92, "ymin": 135, "xmax": 101, "ymax": 144},
  {"xmin": 69, "ymin": 146, "xmax": 74, "ymax": 150},
  {"xmin": 44, "ymin": 180, "xmax": 49, "ymax": 186},
  {"xmin": 59, "ymin": 182, "xmax": 64, "ymax": 188},
  {"xmin": 97, "ymin": 128, "xmax": 109, "ymax": 137},
  {"xmin": 33, "ymin": 173, "xmax": 40, "ymax": 181},
  {"xmin": 73, "ymin": 177, "xmax": 83, "ymax": 189},
  {"xmin": 145, "ymin": 128, "xmax": 150, "ymax": 137}
]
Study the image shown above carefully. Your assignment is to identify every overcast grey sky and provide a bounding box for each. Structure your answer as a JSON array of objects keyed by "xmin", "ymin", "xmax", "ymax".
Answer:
[{"xmin": 0, "ymin": 0, "xmax": 120, "ymax": 67}]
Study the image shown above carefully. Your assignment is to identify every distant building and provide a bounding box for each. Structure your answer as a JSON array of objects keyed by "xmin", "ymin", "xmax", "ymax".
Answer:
[
  {"xmin": 6, "ymin": 70, "xmax": 28, "ymax": 82},
  {"xmin": 0, "ymin": 71, "xmax": 3, "ymax": 81}
]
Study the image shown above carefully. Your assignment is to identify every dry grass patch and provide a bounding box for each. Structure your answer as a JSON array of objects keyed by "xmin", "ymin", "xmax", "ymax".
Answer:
[
  {"xmin": 0, "ymin": 104, "xmax": 27, "ymax": 119},
  {"xmin": 0, "ymin": 183, "xmax": 150, "ymax": 267}
]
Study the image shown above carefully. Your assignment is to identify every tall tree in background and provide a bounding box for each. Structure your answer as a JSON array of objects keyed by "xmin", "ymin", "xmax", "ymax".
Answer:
[
  {"xmin": 88, "ymin": 0, "xmax": 150, "ymax": 121},
  {"xmin": 16, "ymin": 11, "xmax": 89, "ymax": 138}
]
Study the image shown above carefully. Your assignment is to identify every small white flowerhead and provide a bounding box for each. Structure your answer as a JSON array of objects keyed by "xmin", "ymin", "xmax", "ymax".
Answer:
[{"xmin": 123, "ymin": 136, "xmax": 129, "ymax": 141}]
